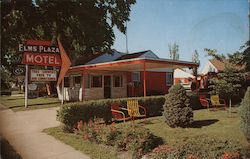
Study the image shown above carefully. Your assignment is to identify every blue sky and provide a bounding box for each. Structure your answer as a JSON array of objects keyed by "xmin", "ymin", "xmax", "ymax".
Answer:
[{"xmin": 112, "ymin": 0, "xmax": 249, "ymax": 71}]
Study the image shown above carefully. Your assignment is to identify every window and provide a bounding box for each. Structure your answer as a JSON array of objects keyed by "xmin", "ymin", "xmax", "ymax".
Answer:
[
  {"xmin": 91, "ymin": 75, "xmax": 102, "ymax": 87},
  {"xmin": 166, "ymin": 72, "xmax": 173, "ymax": 86},
  {"xmin": 113, "ymin": 75, "xmax": 123, "ymax": 87},
  {"xmin": 64, "ymin": 77, "xmax": 69, "ymax": 87},
  {"xmin": 132, "ymin": 72, "xmax": 140, "ymax": 82},
  {"xmin": 73, "ymin": 76, "xmax": 81, "ymax": 87}
]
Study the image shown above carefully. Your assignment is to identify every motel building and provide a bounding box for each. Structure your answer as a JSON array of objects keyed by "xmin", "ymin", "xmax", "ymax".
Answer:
[{"xmin": 57, "ymin": 50, "xmax": 198, "ymax": 101}]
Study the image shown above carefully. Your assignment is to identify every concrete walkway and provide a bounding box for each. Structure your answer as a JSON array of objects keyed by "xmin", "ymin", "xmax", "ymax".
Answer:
[{"xmin": 0, "ymin": 107, "xmax": 90, "ymax": 159}]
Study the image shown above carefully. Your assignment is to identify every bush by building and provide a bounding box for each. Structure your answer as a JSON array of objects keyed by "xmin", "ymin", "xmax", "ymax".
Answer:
[{"xmin": 57, "ymin": 96, "xmax": 165, "ymax": 131}]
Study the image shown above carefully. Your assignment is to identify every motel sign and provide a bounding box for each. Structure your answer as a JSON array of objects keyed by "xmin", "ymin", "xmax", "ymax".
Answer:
[{"xmin": 22, "ymin": 53, "xmax": 61, "ymax": 66}]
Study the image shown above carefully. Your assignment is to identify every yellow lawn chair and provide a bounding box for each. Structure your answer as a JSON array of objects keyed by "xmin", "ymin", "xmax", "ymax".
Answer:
[
  {"xmin": 210, "ymin": 95, "xmax": 226, "ymax": 109},
  {"xmin": 124, "ymin": 100, "xmax": 147, "ymax": 120}
]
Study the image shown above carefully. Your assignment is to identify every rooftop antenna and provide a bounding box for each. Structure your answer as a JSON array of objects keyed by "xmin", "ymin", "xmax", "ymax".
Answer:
[{"xmin": 125, "ymin": 21, "xmax": 129, "ymax": 54}]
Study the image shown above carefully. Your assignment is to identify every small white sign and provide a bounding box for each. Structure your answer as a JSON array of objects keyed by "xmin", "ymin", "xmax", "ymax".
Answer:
[
  {"xmin": 30, "ymin": 69, "xmax": 57, "ymax": 81},
  {"xmin": 28, "ymin": 83, "xmax": 37, "ymax": 90}
]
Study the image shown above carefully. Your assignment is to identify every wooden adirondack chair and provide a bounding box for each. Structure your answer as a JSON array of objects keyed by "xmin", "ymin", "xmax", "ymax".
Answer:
[
  {"xmin": 125, "ymin": 100, "xmax": 146, "ymax": 120},
  {"xmin": 111, "ymin": 103, "xmax": 131, "ymax": 123},
  {"xmin": 210, "ymin": 95, "xmax": 226, "ymax": 109}
]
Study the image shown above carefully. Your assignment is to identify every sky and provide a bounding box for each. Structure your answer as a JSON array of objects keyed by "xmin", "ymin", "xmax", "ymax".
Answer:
[{"xmin": 112, "ymin": 0, "xmax": 249, "ymax": 72}]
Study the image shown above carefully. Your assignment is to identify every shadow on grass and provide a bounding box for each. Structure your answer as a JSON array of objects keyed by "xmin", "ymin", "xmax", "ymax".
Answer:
[
  {"xmin": 0, "ymin": 138, "xmax": 22, "ymax": 159},
  {"xmin": 191, "ymin": 119, "xmax": 219, "ymax": 128},
  {"xmin": 4, "ymin": 97, "xmax": 25, "ymax": 100},
  {"xmin": 137, "ymin": 118, "xmax": 161, "ymax": 125},
  {"xmin": 9, "ymin": 101, "xmax": 60, "ymax": 108}
]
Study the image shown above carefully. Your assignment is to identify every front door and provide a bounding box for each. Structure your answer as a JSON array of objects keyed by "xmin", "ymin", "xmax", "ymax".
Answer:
[{"xmin": 104, "ymin": 75, "xmax": 111, "ymax": 98}]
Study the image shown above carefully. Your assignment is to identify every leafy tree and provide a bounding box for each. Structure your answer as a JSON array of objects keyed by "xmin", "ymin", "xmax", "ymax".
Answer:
[
  {"xmin": 241, "ymin": 40, "xmax": 250, "ymax": 72},
  {"xmin": 240, "ymin": 86, "xmax": 250, "ymax": 143},
  {"xmin": 1, "ymin": 0, "xmax": 136, "ymax": 71},
  {"xmin": 192, "ymin": 50, "xmax": 200, "ymax": 76},
  {"xmin": 168, "ymin": 42, "xmax": 179, "ymax": 60},
  {"xmin": 209, "ymin": 63, "xmax": 245, "ymax": 111},
  {"xmin": 228, "ymin": 51, "xmax": 244, "ymax": 66},
  {"xmin": 204, "ymin": 48, "xmax": 226, "ymax": 61},
  {"xmin": 0, "ymin": 67, "xmax": 12, "ymax": 90},
  {"xmin": 163, "ymin": 84, "xmax": 193, "ymax": 128}
]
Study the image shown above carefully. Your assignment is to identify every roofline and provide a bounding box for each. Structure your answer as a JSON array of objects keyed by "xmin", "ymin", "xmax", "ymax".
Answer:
[{"xmin": 69, "ymin": 57, "xmax": 199, "ymax": 71}]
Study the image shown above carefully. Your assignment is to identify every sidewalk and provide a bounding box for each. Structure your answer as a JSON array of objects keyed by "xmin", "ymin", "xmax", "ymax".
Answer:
[{"xmin": 0, "ymin": 106, "xmax": 90, "ymax": 159}]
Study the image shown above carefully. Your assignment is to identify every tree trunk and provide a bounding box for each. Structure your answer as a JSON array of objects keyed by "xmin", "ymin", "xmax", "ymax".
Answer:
[{"xmin": 229, "ymin": 98, "xmax": 232, "ymax": 114}]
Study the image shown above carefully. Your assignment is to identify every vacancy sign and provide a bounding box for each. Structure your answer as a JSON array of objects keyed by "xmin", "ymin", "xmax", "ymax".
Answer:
[
  {"xmin": 30, "ymin": 69, "xmax": 57, "ymax": 81},
  {"xmin": 20, "ymin": 40, "xmax": 62, "ymax": 66}
]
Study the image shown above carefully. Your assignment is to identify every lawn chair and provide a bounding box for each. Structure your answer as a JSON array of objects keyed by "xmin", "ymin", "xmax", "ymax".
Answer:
[
  {"xmin": 111, "ymin": 103, "xmax": 131, "ymax": 123},
  {"xmin": 125, "ymin": 100, "xmax": 146, "ymax": 120},
  {"xmin": 199, "ymin": 97, "xmax": 210, "ymax": 109},
  {"xmin": 210, "ymin": 95, "xmax": 226, "ymax": 109}
]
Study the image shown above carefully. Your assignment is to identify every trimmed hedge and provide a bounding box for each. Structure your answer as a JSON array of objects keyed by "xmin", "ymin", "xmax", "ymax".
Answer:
[
  {"xmin": 57, "ymin": 96, "xmax": 165, "ymax": 131},
  {"xmin": 57, "ymin": 93, "xmax": 204, "ymax": 131}
]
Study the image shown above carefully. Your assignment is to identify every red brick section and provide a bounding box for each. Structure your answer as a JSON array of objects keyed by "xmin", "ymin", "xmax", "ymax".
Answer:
[{"xmin": 127, "ymin": 71, "xmax": 169, "ymax": 97}]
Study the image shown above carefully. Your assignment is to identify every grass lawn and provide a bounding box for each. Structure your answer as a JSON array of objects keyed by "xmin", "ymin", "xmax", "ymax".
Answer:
[
  {"xmin": 43, "ymin": 127, "xmax": 119, "ymax": 159},
  {"xmin": 44, "ymin": 107, "xmax": 249, "ymax": 159},
  {"xmin": 135, "ymin": 107, "xmax": 249, "ymax": 147},
  {"xmin": 0, "ymin": 94, "xmax": 60, "ymax": 111}
]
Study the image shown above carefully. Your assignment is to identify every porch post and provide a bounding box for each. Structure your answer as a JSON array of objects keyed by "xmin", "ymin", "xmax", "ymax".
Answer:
[
  {"xmin": 143, "ymin": 61, "xmax": 147, "ymax": 97},
  {"xmin": 82, "ymin": 71, "xmax": 85, "ymax": 101}
]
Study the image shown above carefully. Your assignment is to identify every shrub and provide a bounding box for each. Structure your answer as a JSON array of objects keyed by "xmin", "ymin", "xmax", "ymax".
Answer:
[
  {"xmin": 115, "ymin": 125, "xmax": 163, "ymax": 158},
  {"xmin": 57, "ymin": 100, "xmax": 112, "ymax": 132},
  {"xmin": 76, "ymin": 121, "xmax": 163, "ymax": 159},
  {"xmin": 147, "ymin": 136, "xmax": 242, "ymax": 159},
  {"xmin": 240, "ymin": 86, "xmax": 250, "ymax": 143},
  {"xmin": 188, "ymin": 92, "xmax": 205, "ymax": 110},
  {"xmin": 57, "ymin": 96, "xmax": 165, "ymax": 131},
  {"xmin": 163, "ymin": 84, "xmax": 193, "ymax": 128}
]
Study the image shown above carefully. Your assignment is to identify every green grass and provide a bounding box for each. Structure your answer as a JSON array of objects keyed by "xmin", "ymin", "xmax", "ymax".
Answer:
[
  {"xmin": 43, "ymin": 127, "xmax": 119, "ymax": 159},
  {"xmin": 0, "ymin": 94, "xmax": 60, "ymax": 111},
  {"xmin": 44, "ymin": 107, "xmax": 249, "ymax": 159},
  {"xmin": 135, "ymin": 107, "xmax": 248, "ymax": 147}
]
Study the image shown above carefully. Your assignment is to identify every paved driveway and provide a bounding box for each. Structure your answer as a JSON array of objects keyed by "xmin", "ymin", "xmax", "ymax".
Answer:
[{"xmin": 0, "ymin": 106, "xmax": 90, "ymax": 159}]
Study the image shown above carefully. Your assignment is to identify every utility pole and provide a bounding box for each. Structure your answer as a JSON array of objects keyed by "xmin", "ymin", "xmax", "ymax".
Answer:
[{"xmin": 125, "ymin": 21, "xmax": 129, "ymax": 54}]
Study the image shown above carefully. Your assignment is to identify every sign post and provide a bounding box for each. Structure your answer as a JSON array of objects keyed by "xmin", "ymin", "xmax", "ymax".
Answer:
[
  {"xmin": 24, "ymin": 64, "xmax": 28, "ymax": 108},
  {"xmin": 61, "ymin": 79, "xmax": 64, "ymax": 105}
]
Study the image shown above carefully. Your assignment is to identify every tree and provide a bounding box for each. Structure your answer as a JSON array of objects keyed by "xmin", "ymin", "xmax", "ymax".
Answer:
[
  {"xmin": 226, "ymin": 41, "xmax": 250, "ymax": 72},
  {"xmin": 168, "ymin": 42, "xmax": 179, "ymax": 60},
  {"xmin": 192, "ymin": 50, "xmax": 200, "ymax": 76},
  {"xmin": 163, "ymin": 84, "xmax": 193, "ymax": 128},
  {"xmin": 208, "ymin": 63, "xmax": 245, "ymax": 112},
  {"xmin": 204, "ymin": 48, "xmax": 226, "ymax": 62},
  {"xmin": 240, "ymin": 86, "xmax": 250, "ymax": 143},
  {"xmin": 0, "ymin": 67, "xmax": 12, "ymax": 90},
  {"xmin": 1, "ymin": 0, "xmax": 136, "ymax": 71},
  {"xmin": 241, "ymin": 40, "xmax": 250, "ymax": 72}
]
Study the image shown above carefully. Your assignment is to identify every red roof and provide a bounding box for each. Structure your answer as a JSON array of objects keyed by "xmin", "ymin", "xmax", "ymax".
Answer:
[{"xmin": 209, "ymin": 59, "xmax": 225, "ymax": 71}]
